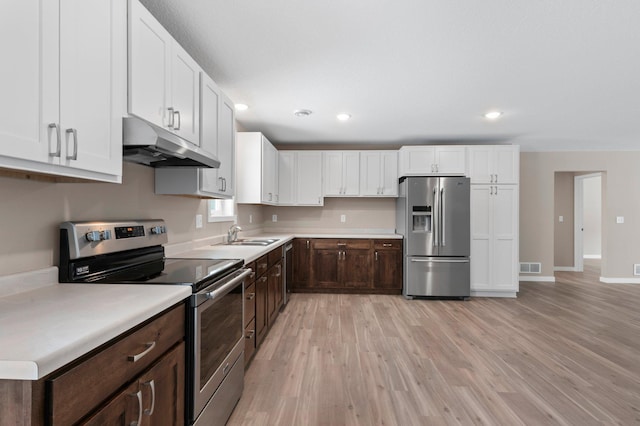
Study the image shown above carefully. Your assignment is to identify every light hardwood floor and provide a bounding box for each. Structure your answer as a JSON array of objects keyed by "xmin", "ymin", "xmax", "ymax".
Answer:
[{"xmin": 229, "ymin": 263, "xmax": 640, "ymax": 425}]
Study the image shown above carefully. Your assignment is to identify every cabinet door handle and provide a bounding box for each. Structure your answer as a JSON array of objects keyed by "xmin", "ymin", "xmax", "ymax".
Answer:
[
  {"xmin": 173, "ymin": 110, "xmax": 181, "ymax": 130},
  {"xmin": 494, "ymin": 174, "xmax": 498, "ymax": 183},
  {"xmin": 375, "ymin": 251, "xmax": 378, "ymax": 261},
  {"xmin": 306, "ymin": 240, "xmax": 310, "ymax": 249},
  {"xmin": 495, "ymin": 186, "xmax": 498, "ymax": 195},
  {"xmin": 218, "ymin": 177, "xmax": 224, "ymax": 191},
  {"xmin": 383, "ymin": 243, "xmax": 392, "ymax": 247},
  {"xmin": 142, "ymin": 379, "xmax": 155, "ymax": 416},
  {"xmin": 223, "ymin": 177, "xmax": 227, "ymax": 192},
  {"xmin": 246, "ymin": 292, "xmax": 255, "ymax": 300},
  {"xmin": 276, "ymin": 264, "xmax": 282, "ymax": 277},
  {"xmin": 128, "ymin": 341, "xmax": 156, "ymax": 362},
  {"xmin": 259, "ymin": 276, "xmax": 268, "ymax": 283},
  {"xmin": 66, "ymin": 128, "xmax": 78, "ymax": 160},
  {"xmin": 268, "ymin": 192, "xmax": 272, "ymax": 201},
  {"xmin": 246, "ymin": 329, "xmax": 255, "ymax": 339},
  {"xmin": 130, "ymin": 390, "xmax": 143, "ymax": 426},
  {"xmin": 167, "ymin": 107, "xmax": 174, "ymax": 128},
  {"xmin": 48, "ymin": 123, "xmax": 61, "ymax": 157},
  {"xmin": 337, "ymin": 243, "xmax": 347, "ymax": 247}
]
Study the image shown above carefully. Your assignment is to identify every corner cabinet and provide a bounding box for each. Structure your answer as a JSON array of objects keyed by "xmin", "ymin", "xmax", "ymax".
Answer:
[
  {"xmin": 278, "ymin": 151, "xmax": 323, "ymax": 206},
  {"xmin": 0, "ymin": 0, "xmax": 126, "ymax": 183},
  {"xmin": 154, "ymin": 74, "xmax": 236, "ymax": 198},
  {"xmin": 360, "ymin": 151, "xmax": 398, "ymax": 196},
  {"xmin": 398, "ymin": 146, "xmax": 466, "ymax": 176},
  {"xmin": 129, "ymin": 0, "xmax": 200, "ymax": 146},
  {"xmin": 236, "ymin": 132, "xmax": 279, "ymax": 205}
]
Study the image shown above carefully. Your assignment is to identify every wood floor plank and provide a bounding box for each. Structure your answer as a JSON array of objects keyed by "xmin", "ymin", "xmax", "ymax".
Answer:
[{"xmin": 228, "ymin": 260, "xmax": 640, "ymax": 425}]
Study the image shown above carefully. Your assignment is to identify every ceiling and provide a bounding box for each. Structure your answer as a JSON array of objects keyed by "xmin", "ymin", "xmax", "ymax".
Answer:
[{"xmin": 140, "ymin": 0, "xmax": 640, "ymax": 152}]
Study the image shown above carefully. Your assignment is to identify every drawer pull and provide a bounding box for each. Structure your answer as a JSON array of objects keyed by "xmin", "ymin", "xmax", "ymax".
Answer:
[
  {"xmin": 337, "ymin": 243, "xmax": 347, "ymax": 247},
  {"xmin": 143, "ymin": 379, "xmax": 156, "ymax": 416},
  {"xmin": 130, "ymin": 390, "xmax": 143, "ymax": 426},
  {"xmin": 259, "ymin": 276, "xmax": 268, "ymax": 283},
  {"xmin": 246, "ymin": 292, "xmax": 255, "ymax": 300},
  {"xmin": 128, "ymin": 341, "xmax": 156, "ymax": 362},
  {"xmin": 246, "ymin": 330, "xmax": 255, "ymax": 339},
  {"xmin": 383, "ymin": 243, "xmax": 393, "ymax": 247},
  {"xmin": 223, "ymin": 362, "xmax": 230, "ymax": 375}
]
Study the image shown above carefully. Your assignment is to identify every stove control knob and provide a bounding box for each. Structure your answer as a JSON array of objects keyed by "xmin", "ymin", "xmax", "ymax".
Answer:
[
  {"xmin": 151, "ymin": 225, "xmax": 166, "ymax": 235},
  {"xmin": 102, "ymin": 230, "xmax": 112, "ymax": 240},
  {"xmin": 85, "ymin": 231, "xmax": 101, "ymax": 242}
]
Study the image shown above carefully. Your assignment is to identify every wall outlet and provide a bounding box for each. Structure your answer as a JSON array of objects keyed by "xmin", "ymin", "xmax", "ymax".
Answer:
[
  {"xmin": 634, "ymin": 264, "xmax": 640, "ymax": 276},
  {"xmin": 340, "ymin": 214, "xmax": 346, "ymax": 223},
  {"xmin": 249, "ymin": 214, "xmax": 253, "ymax": 224},
  {"xmin": 195, "ymin": 214, "xmax": 203, "ymax": 229},
  {"xmin": 616, "ymin": 216, "xmax": 624, "ymax": 224},
  {"xmin": 272, "ymin": 214, "xmax": 278, "ymax": 222},
  {"xmin": 559, "ymin": 216, "xmax": 564, "ymax": 223}
]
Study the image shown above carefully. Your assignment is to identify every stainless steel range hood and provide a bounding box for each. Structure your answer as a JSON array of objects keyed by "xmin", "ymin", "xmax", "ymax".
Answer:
[{"xmin": 122, "ymin": 117, "xmax": 220, "ymax": 168}]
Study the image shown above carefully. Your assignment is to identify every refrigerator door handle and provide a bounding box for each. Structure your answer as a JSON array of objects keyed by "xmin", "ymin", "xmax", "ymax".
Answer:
[
  {"xmin": 410, "ymin": 258, "xmax": 469, "ymax": 263},
  {"xmin": 441, "ymin": 187, "xmax": 446, "ymax": 247},
  {"xmin": 433, "ymin": 187, "xmax": 438, "ymax": 246}
]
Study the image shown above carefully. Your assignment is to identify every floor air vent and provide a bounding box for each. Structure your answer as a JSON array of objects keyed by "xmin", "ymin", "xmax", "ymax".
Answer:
[
  {"xmin": 635, "ymin": 264, "xmax": 640, "ymax": 276},
  {"xmin": 520, "ymin": 262, "xmax": 542, "ymax": 274}
]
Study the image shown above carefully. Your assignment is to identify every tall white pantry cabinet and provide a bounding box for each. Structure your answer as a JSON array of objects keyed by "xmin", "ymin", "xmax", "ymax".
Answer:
[{"xmin": 467, "ymin": 146, "xmax": 520, "ymax": 297}]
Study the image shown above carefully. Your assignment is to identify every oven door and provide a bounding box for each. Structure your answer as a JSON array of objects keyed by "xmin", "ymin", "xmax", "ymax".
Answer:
[{"xmin": 192, "ymin": 268, "xmax": 251, "ymax": 422}]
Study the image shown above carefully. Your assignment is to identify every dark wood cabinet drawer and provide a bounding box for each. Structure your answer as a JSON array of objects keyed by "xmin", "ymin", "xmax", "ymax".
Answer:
[
  {"xmin": 48, "ymin": 303, "xmax": 185, "ymax": 425},
  {"xmin": 312, "ymin": 239, "xmax": 371, "ymax": 250},
  {"xmin": 268, "ymin": 246, "xmax": 282, "ymax": 267},
  {"xmin": 246, "ymin": 261, "xmax": 256, "ymax": 287},
  {"xmin": 244, "ymin": 319, "xmax": 256, "ymax": 367},
  {"xmin": 244, "ymin": 282, "xmax": 256, "ymax": 327},
  {"xmin": 255, "ymin": 255, "xmax": 268, "ymax": 277},
  {"xmin": 374, "ymin": 239, "xmax": 402, "ymax": 250}
]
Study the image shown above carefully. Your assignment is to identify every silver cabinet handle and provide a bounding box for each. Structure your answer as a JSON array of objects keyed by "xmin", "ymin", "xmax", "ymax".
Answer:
[
  {"xmin": 173, "ymin": 110, "xmax": 181, "ymax": 130},
  {"xmin": 383, "ymin": 243, "xmax": 393, "ymax": 247},
  {"xmin": 441, "ymin": 187, "xmax": 446, "ymax": 247},
  {"xmin": 337, "ymin": 243, "xmax": 347, "ymax": 247},
  {"xmin": 246, "ymin": 329, "xmax": 255, "ymax": 339},
  {"xmin": 223, "ymin": 177, "xmax": 227, "ymax": 192},
  {"xmin": 495, "ymin": 174, "xmax": 498, "ymax": 183},
  {"xmin": 375, "ymin": 251, "xmax": 378, "ymax": 261},
  {"xmin": 130, "ymin": 390, "xmax": 143, "ymax": 426},
  {"xmin": 495, "ymin": 186, "xmax": 498, "ymax": 195},
  {"xmin": 218, "ymin": 177, "xmax": 224, "ymax": 191},
  {"xmin": 306, "ymin": 240, "xmax": 310, "ymax": 249},
  {"xmin": 48, "ymin": 123, "xmax": 61, "ymax": 157},
  {"xmin": 143, "ymin": 379, "xmax": 155, "ymax": 416},
  {"xmin": 167, "ymin": 107, "xmax": 174, "ymax": 128},
  {"xmin": 128, "ymin": 341, "xmax": 156, "ymax": 362},
  {"xmin": 318, "ymin": 197, "xmax": 321, "ymax": 204},
  {"xmin": 276, "ymin": 264, "xmax": 282, "ymax": 277},
  {"xmin": 66, "ymin": 128, "xmax": 78, "ymax": 160},
  {"xmin": 490, "ymin": 186, "xmax": 494, "ymax": 195},
  {"xmin": 268, "ymin": 192, "xmax": 272, "ymax": 201},
  {"xmin": 246, "ymin": 292, "xmax": 255, "ymax": 300}
]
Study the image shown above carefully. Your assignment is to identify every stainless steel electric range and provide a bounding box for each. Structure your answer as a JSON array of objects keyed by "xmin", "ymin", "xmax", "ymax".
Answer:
[{"xmin": 59, "ymin": 219, "xmax": 250, "ymax": 425}]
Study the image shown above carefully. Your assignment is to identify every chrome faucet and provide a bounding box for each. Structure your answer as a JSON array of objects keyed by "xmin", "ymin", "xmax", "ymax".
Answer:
[{"xmin": 227, "ymin": 224, "xmax": 242, "ymax": 243}]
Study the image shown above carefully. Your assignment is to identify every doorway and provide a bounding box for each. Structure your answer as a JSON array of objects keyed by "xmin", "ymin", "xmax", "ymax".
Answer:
[{"xmin": 574, "ymin": 173, "xmax": 602, "ymax": 273}]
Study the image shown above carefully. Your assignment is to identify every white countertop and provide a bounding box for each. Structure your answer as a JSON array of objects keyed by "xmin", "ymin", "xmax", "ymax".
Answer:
[{"xmin": 0, "ymin": 273, "xmax": 190, "ymax": 380}]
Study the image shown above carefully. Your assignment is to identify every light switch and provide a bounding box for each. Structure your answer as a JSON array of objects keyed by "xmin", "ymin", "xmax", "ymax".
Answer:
[
  {"xmin": 616, "ymin": 216, "xmax": 624, "ymax": 224},
  {"xmin": 340, "ymin": 214, "xmax": 346, "ymax": 223},
  {"xmin": 559, "ymin": 216, "xmax": 564, "ymax": 223},
  {"xmin": 272, "ymin": 214, "xmax": 278, "ymax": 222},
  {"xmin": 195, "ymin": 214, "xmax": 203, "ymax": 229}
]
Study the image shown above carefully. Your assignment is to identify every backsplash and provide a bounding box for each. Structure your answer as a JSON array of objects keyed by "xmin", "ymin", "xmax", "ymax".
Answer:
[{"xmin": 0, "ymin": 163, "xmax": 232, "ymax": 276}]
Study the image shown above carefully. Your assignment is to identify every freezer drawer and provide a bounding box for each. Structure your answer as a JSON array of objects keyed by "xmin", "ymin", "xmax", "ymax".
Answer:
[{"xmin": 404, "ymin": 256, "xmax": 470, "ymax": 298}]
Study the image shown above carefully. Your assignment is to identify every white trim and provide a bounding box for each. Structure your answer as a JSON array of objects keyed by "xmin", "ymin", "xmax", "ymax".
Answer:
[
  {"xmin": 519, "ymin": 275, "xmax": 556, "ymax": 282},
  {"xmin": 583, "ymin": 254, "xmax": 601, "ymax": 259},
  {"xmin": 554, "ymin": 266, "xmax": 578, "ymax": 272},
  {"xmin": 600, "ymin": 277, "xmax": 640, "ymax": 284},
  {"xmin": 574, "ymin": 175, "xmax": 584, "ymax": 272},
  {"xmin": 470, "ymin": 290, "xmax": 517, "ymax": 298}
]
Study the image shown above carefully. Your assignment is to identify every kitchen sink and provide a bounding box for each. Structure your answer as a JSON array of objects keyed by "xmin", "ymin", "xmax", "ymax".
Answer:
[{"xmin": 223, "ymin": 238, "xmax": 280, "ymax": 246}]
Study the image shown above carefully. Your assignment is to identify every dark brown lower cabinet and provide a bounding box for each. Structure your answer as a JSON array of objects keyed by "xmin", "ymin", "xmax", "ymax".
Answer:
[
  {"xmin": 373, "ymin": 240, "xmax": 403, "ymax": 290},
  {"xmin": 255, "ymin": 274, "xmax": 268, "ymax": 347},
  {"xmin": 292, "ymin": 239, "xmax": 311, "ymax": 288}
]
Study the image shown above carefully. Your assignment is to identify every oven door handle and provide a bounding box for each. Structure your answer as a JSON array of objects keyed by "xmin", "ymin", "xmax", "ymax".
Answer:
[{"xmin": 203, "ymin": 269, "xmax": 252, "ymax": 302}]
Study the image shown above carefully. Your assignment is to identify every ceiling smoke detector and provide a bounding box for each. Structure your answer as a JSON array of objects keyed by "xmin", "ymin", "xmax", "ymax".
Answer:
[{"xmin": 293, "ymin": 109, "xmax": 313, "ymax": 117}]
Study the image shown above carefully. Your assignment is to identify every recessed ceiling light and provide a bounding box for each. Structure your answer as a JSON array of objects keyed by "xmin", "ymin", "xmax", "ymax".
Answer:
[
  {"xmin": 293, "ymin": 109, "xmax": 313, "ymax": 117},
  {"xmin": 484, "ymin": 111, "xmax": 503, "ymax": 120},
  {"xmin": 337, "ymin": 113, "xmax": 351, "ymax": 121},
  {"xmin": 235, "ymin": 103, "xmax": 249, "ymax": 111}
]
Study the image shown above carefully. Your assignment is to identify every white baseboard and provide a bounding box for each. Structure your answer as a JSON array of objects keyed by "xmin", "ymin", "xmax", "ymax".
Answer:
[
  {"xmin": 554, "ymin": 266, "xmax": 578, "ymax": 272},
  {"xmin": 470, "ymin": 290, "xmax": 517, "ymax": 298},
  {"xmin": 600, "ymin": 277, "xmax": 640, "ymax": 284},
  {"xmin": 519, "ymin": 275, "xmax": 556, "ymax": 282},
  {"xmin": 583, "ymin": 255, "xmax": 602, "ymax": 259}
]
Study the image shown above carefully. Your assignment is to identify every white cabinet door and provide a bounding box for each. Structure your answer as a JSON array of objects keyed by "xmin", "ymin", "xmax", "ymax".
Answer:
[
  {"xmin": 399, "ymin": 146, "xmax": 435, "ymax": 176},
  {"xmin": 128, "ymin": 0, "xmax": 171, "ymax": 129},
  {"xmin": 360, "ymin": 151, "xmax": 398, "ymax": 196},
  {"xmin": 261, "ymin": 137, "xmax": 278, "ymax": 204},
  {"xmin": 296, "ymin": 151, "xmax": 323, "ymax": 205},
  {"xmin": 216, "ymin": 92, "xmax": 235, "ymax": 196},
  {"xmin": 323, "ymin": 151, "xmax": 360, "ymax": 196},
  {"xmin": 278, "ymin": 151, "xmax": 295, "ymax": 205},
  {"xmin": 467, "ymin": 146, "xmax": 519, "ymax": 184},
  {"xmin": 470, "ymin": 184, "xmax": 519, "ymax": 295},
  {"xmin": 434, "ymin": 146, "xmax": 466, "ymax": 174},
  {"xmin": 59, "ymin": 0, "xmax": 125, "ymax": 176},
  {"xmin": 170, "ymin": 44, "xmax": 200, "ymax": 145},
  {"xmin": 323, "ymin": 151, "xmax": 344, "ymax": 196},
  {"xmin": 0, "ymin": 0, "xmax": 58, "ymax": 165},
  {"xmin": 199, "ymin": 73, "xmax": 222, "ymax": 195},
  {"xmin": 342, "ymin": 151, "xmax": 360, "ymax": 196}
]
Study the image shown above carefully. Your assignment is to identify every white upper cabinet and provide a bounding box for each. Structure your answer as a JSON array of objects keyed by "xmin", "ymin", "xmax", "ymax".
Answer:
[
  {"xmin": 0, "ymin": 0, "xmax": 125, "ymax": 182},
  {"xmin": 236, "ymin": 132, "xmax": 279, "ymax": 205},
  {"xmin": 129, "ymin": 0, "xmax": 200, "ymax": 146},
  {"xmin": 154, "ymin": 72, "xmax": 235, "ymax": 199},
  {"xmin": 278, "ymin": 151, "xmax": 323, "ymax": 206},
  {"xmin": 360, "ymin": 151, "xmax": 398, "ymax": 197},
  {"xmin": 398, "ymin": 146, "xmax": 466, "ymax": 176},
  {"xmin": 323, "ymin": 151, "xmax": 360, "ymax": 196},
  {"xmin": 467, "ymin": 145, "xmax": 519, "ymax": 184}
]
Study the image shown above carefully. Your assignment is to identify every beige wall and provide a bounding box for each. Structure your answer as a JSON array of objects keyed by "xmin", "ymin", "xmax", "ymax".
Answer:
[
  {"xmin": 236, "ymin": 204, "xmax": 265, "ymax": 233},
  {"xmin": 0, "ymin": 162, "xmax": 233, "ymax": 276},
  {"xmin": 521, "ymin": 151, "xmax": 638, "ymax": 279},
  {"xmin": 583, "ymin": 175, "xmax": 602, "ymax": 257},
  {"xmin": 554, "ymin": 172, "xmax": 575, "ymax": 267}
]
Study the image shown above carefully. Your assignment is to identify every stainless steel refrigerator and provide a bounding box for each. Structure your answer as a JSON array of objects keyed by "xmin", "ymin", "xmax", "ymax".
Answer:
[{"xmin": 396, "ymin": 176, "xmax": 470, "ymax": 298}]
